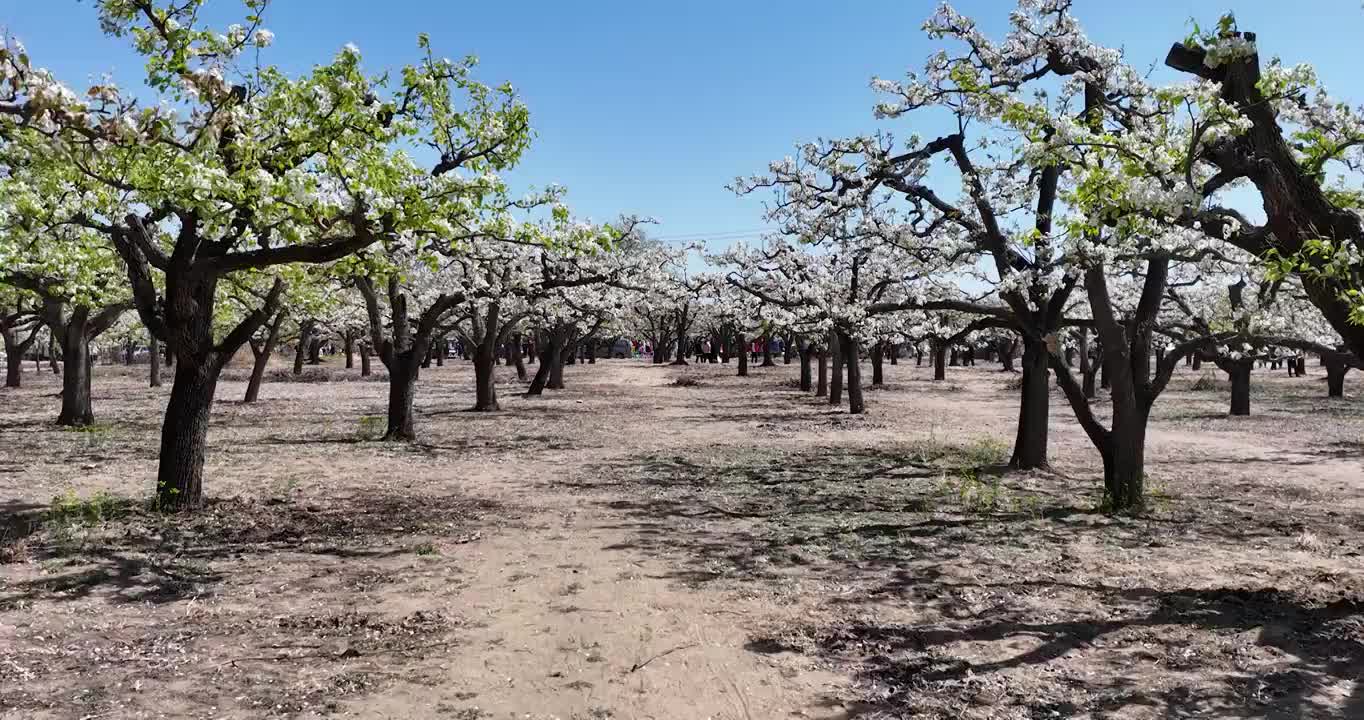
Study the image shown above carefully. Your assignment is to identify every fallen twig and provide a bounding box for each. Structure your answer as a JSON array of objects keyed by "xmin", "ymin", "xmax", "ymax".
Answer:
[{"xmin": 626, "ymin": 643, "xmax": 697, "ymax": 673}]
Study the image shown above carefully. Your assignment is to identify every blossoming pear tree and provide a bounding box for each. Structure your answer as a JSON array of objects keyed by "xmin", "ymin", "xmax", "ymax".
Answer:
[
  {"xmin": 1159, "ymin": 16, "xmax": 1364, "ymax": 358},
  {"xmin": 0, "ymin": 166, "xmax": 130, "ymax": 424},
  {"xmin": 0, "ymin": 0, "xmax": 536, "ymax": 508},
  {"xmin": 0, "ymin": 284, "xmax": 43, "ymax": 388}
]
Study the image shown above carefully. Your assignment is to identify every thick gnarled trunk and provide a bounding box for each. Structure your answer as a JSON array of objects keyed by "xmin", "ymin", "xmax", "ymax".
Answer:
[
  {"xmin": 57, "ymin": 329, "xmax": 93, "ymax": 427},
  {"xmin": 1227, "ymin": 362, "xmax": 1252, "ymax": 416},
  {"xmin": 244, "ymin": 311, "xmax": 284, "ymax": 403},
  {"xmin": 933, "ymin": 340, "xmax": 947, "ymax": 381},
  {"xmin": 798, "ymin": 341, "xmax": 812, "ymax": 391},
  {"xmin": 1326, "ymin": 357, "xmax": 1349, "ymax": 398},
  {"xmin": 1102, "ymin": 407, "xmax": 1148, "ymax": 511},
  {"xmin": 840, "ymin": 331, "xmax": 864, "ymax": 414},
  {"xmin": 156, "ymin": 360, "xmax": 220, "ymax": 510},
  {"xmin": 149, "ymin": 337, "xmax": 161, "ymax": 388},
  {"xmin": 829, "ymin": 332, "xmax": 843, "ymax": 406},
  {"xmin": 1009, "ymin": 336, "xmax": 1050, "ymax": 469},
  {"xmin": 816, "ymin": 346, "xmax": 828, "ymax": 397},
  {"xmin": 384, "ymin": 350, "xmax": 421, "ymax": 440}
]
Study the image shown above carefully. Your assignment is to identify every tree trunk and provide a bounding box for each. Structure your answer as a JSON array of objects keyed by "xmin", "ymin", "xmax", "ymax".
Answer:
[
  {"xmin": 384, "ymin": 350, "xmax": 420, "ymax": 440},
  {"xmin": 784, "ymin": 337, "xmax": 793, "ymax": 365},
  {"xmin": 2, "ymin": 328, "xmax": 26, "ymax": 388},
  {"xmin": 671, "ymin": 321, "xmax": 689, "ymax": 366},
  {"xmin": 840, "ymin": 331, "xmax": 864, "ymax": 414},
  {"xmin": 1326, "ymin": 359, "xmax": 1348, "ymax": 398},
  {"xmin": 1077, "ymin": 329, "xmax": 1095, "ymax": 400},
  {"xmin": 244, "ymin": 344, "xmax": 270, "ymax": 404},
  {"xmin": 292, "ymin": 334, "xmax": 307, "ymax": 375},
  {"xmin": 308, "ymin": 336, "xmax": 321, "ymax": 365},
  {"xmin": 48, "ymin": 332, "xmax": 60, "ymax": 374},
  {"xmin": 1296, "ymin": 357, "xmax": 1307, "ymax": 376},
  {"xmin": 829, "ymin": 332, "xmax": 843, "ymax": 406},
  {"xmin": 737, "ymin": 333, "xmax": 749, "ymax": 377},
  {"xmin": 761, "ymin": 336, "xmax": 775, "ymax": 367},
  {"xmin": 360, "ymin": 342, "xmax": 372, "ymax": 377},
  {"xmin": 587, "ymin": 340, "xmax": 597, "ymax": 365},
  {"xmin": 149, "ymin": 337, "xmax": 161, "ymax": 388},
  {"xmin": 816, "ymin": 346, "xmax": 828, "ymax": 397},
  {"xmin": 344, "ymin": 335, "xmax": 355, "ymax": 369},
  {"xmin": 548, "ymin": 346, "xmax": 566, "ymax": 389},
  {"xmin": 1009, "ymin": 336, "xmax": 1050, "ymax": 469},
  {"xmin": 155, "ymin": 361, "xmax": 220, "ymax": 510},
  {"xmin": 1228, "ymin": 363, "xmax": 1251, "ymax": 416},
  {"xmin": 4, "ymin": 347, "xmax": 21, "ymax": 387},
  {"xmin": 999, "ymin": 339, "xmax": 1016, "ymax": 372},
  {"xmin": 798, "ymin": 341, "xmax": 812, "ymax": 391},
  {"xmin": 871, "ymin": 342, "xmax": 884, "ymax": 386},
  {"xmin": 933, "ymin": 341, "xmax": 947, "ymax": 381},
  {"xmin": 889, "ymin": 343, "xmax": 898, "ymax": 365},
  {"xmin": 56, "ymin": 312, "xmax": 94, "ymax": 427},
  {"xmin": 511, "ymin": 334, "xmax": 527, "ymax": 381},
  {"xmin": 244, "ymin": 311, "xmax": 283, "ymax": 404},
  {"xmin": 1103, "ymin": 406, "xmax": 1148, "ymax": 512},
  {"xmin": 471, "ymin": 342, "xmax": 499, "ymax": 411},
  {"xmin": 526, "ymin": 334, "xmax": 562, "ymax": 396}
]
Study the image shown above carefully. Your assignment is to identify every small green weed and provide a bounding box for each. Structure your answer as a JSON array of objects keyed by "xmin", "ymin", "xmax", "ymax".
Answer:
[
  {"xmin": 358, "ymin": 415, "xmax": 385, "ymax": 439},
  {"xmin": 47, "ymin": 489, "xmax": 129, "ymax": 526},
  {"xmin": 59, "ymin": 422, "xmax": 116, "ymax": 435}
]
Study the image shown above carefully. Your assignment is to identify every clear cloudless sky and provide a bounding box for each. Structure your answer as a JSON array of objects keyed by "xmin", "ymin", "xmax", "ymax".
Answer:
[{"xmin": 5, "ymin": 0, "xmax": 1363, "ymax": 249}]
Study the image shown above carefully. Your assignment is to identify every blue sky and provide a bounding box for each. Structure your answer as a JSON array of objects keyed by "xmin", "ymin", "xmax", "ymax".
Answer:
[{"xmin": 6, "ymin": 0, "xmax": 1362, "ymax": 249}]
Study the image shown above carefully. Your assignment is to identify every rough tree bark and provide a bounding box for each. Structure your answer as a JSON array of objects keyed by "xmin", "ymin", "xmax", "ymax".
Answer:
[
  {"xmin": 1221, "ymin": 360, "xmax": 1253, "ymax": 416},
  {"xmin": 1009, "ymin": 336, "xmax": 1051, "ymax": 469},
  {"xmin": 871, "ymin": 341, "xmax": 884, "ymax": 386},
  {"xmin": 468, "ymin": 303, "xmax": 505, "ymax": 412},
  {"xmin": 1, "ymin": 309, "xmax": 40, "ymax": 388},
  {"xmin": 149, "ymin": 337, "xmax": 162, "ymax": 388},
  {"xmin": 38, "ymin": 301, "xmax": 128, "ymax": 427},
  {"xmin": 933, "ymin": 340, "xmax": 947, "ymax": 381},
  {"xmin": 244, "ymin": 310, "xmax": 285, "ymax": 403},
  {"xmin": 511, "ymin": 332, "xmax": 527, "ymax": 381},
  {"xmin": 839, "ymin": 330, "xmax": 864, "ymax": 414},
  {"xmin": 816, "ymin": 345, "xmax": 828, "ymax": 397},
  {"xmin": 356, "ymin": 275, "xmax": 463, "ymax": 442},
  {"xmin": 292, "ymin": 319, "xmax": 314, "ymax": 376},
  {"xmin": 829, "ymin": 331, "xmax": 843, "ymax": 406},
  {"xmin": 798, "ymin": 340, "xmax": 813, "ymax": 391}
]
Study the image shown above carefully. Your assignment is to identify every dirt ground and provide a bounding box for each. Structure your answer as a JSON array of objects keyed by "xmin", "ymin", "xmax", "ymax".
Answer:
[{"xmin": 1, "ymin": 354, "xmax": 1362, "ymax": 720}]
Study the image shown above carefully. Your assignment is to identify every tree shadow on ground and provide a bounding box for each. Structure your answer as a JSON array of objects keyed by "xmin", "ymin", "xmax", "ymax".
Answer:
[
  {"xmin": 0, "ymin": 491, "xmax": 499, "ymax": 609},
  {"xmin": 581, "ymin": 443, "xmax": 1364, "ymax": 719}
]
